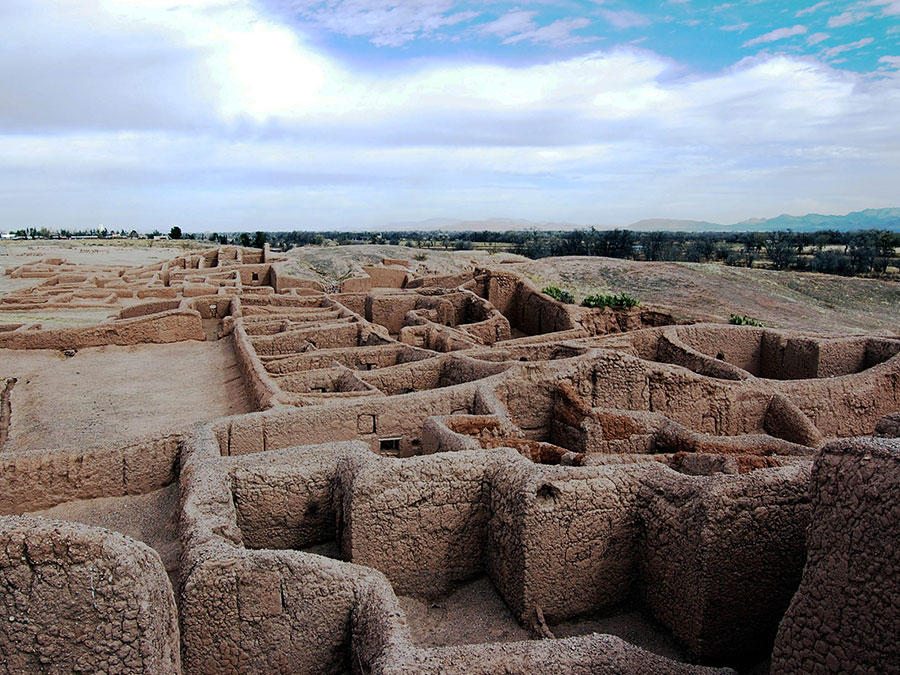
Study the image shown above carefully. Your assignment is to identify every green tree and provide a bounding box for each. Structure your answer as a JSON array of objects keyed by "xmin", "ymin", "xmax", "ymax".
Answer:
[
  {"xmin": 170, "ymin": 226, "xmax": 182, "ymax": 239},
  {"xmin": 239, "ymin": 233, "xmax": 251, "ymax": 247},
  {"xmin": 252, "ymin": 231, "xmax": 267, "ymax": 249}
]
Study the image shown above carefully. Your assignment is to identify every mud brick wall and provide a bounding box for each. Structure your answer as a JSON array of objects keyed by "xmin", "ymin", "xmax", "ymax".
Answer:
[
  {"xmin": 487, "ymin": 458, "xmax": 648, "ymax": 624},
  {"xmin": 0, "ymin": 434, "xmax": 180, "ymax": 513},
  {"xmin": 639, "ymin": 464, "xmax": 811, "ymax": 664},
  {"xmin": 337, "ymin": 447, "xmax": 494, "ymax": 597},
  {"xmin": 180, "ymin": 546, "xmax": 362, "ymax": 675},
  {"xmin": 0, "ymin": 517, "xmax": 180, "ymax": 674},
  {"xmin": 229, "ymin": 445, "xmax": 340, "ymax": 550},
  {"xmin": 0, "ymin": 309, "xmax": 203, "ymax": 349},
  {"xmin": 771, "ymin": 438, "xmax": 900, "ymax": 675}
]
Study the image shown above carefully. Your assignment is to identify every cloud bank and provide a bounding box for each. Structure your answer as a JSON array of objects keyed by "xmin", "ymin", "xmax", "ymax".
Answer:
[{"xmin": 0, "ymin": 0, "xmax": 898, "ymax": 230}]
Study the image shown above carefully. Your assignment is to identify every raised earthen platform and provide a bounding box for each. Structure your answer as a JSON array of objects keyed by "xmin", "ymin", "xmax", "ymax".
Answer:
[{"xmin": 1, "ymin": 246, "xmax": 897, "ymax": 674}]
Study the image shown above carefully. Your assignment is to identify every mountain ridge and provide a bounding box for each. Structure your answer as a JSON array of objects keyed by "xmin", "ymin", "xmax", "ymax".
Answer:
[{"xmin": 377, "ymin": 208, "xmax": 900, "ymax": 233}]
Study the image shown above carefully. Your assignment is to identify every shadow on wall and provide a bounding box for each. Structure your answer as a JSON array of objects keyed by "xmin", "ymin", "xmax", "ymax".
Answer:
[{"xmin": 204, "ymin": 440, "xmax": 809, "ymax": 669}]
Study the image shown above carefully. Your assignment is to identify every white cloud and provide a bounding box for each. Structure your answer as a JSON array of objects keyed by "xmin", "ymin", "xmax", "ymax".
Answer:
[
  {"xmin": 796, "ymin": 2, "xmax": 830, "ymax": 16},
  {"xmin": 743, "ymin": 25, "xmax": 807, "ymax": 48},
  {"xmin": 721, "ymin": 22, "xmax": 751, "ymax": 32},
  {"xmin": 598, "ymin": 9, "xmax": 651, "ymax": 29},
  {"xmin": 269, "ymin": 0, "xmax": 479, "ymax": 47},
  {"xmin": 1, "ymin": 0, "xmax": 900, "ymax": 229},
  {"xmin": 502, "ymin": 18, "xmax": 594, "ymax": 46},
  {"xmin": 865, "ymin": 0, "xmax": 900, "ymax": 16},
  {"xmin": 478, "ymin": 10, "xmax": 537, "ymax": 38},
  {"xmin": 822, "ymin": 37, "xmax": 875, "ymax": 58},
  {"xmin": 827, "ymin": 10, "xmax": 872, "ymax": 27}
]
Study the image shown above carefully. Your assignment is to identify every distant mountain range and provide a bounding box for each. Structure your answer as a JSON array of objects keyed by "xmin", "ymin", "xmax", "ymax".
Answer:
[{"xmin": 382, "ymin": 208, "xmax": 900, "ymax": 233}]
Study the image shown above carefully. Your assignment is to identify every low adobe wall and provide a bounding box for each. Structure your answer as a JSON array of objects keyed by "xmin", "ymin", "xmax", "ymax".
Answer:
[
  {"xmin": 117, "ymin": 298, "xmax": 182, "ymax": 319},
  {"xmin": 0, "ymin": 434, "xmax": 180, "ymax": 514},
  {"xmin": 0, "ymin": 308, "xmax": 204, "ymax": 349},
  {"xmin": 639, "ymin": 463, "xmax": 810, "ymax": 664},
  {"xmin": 337, "ymin": 448, "xmax": 494, "ymax": 597},
  {"xmin": 270, "ymin": 265, "xmax": 324, "ymax": 293},
  {"xmin": 340, "ymin": 266, "xmax": 411, "ymax": 293},
  {"xmin": 771, "ymin": 438, "xmax": 900, "ymax": 674},
  {"xmin": 180, "ymin": 432, "xmax": 732, "ymax": 675},
  {"xmin": 231, "ymin": 320, "xmax": 280, "ymax": 410},
  {"xmin": 0, "ymin": 517, "xmax": 180, "ymax": 673}
]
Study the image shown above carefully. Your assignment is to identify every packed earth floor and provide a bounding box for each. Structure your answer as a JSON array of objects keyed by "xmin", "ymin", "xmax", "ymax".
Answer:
[{"xmin": 0, "ymin": 245, "xmax": 898, "ymax": 674}]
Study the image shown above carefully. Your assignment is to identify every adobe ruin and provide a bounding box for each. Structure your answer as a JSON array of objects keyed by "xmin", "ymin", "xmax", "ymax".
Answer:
[{"xmin": 1, "ymin": 246, "xmax": 898, "ymax": 674}]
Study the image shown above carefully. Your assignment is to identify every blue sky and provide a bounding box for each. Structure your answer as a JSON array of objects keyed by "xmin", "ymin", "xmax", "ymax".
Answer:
[{"xmin": 1, "ymin": 0, "xmax": 898, "ymax": 231}]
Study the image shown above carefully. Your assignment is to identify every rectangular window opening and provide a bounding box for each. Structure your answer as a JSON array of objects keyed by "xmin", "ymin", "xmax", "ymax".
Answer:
[{"xmin": 379, "ymin": 437, "xmax": 401, "ymax": 454}]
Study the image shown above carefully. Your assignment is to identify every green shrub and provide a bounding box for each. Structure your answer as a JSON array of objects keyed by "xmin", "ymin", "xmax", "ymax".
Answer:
[
  {"xmin": 542, "ymin": 286, "xmax": 575, "ymax": 304},
  {"xmin": 728, "ymin": 314, "xmax": 765, "ymax": 327},
  {"xmin": 581, "ymin": 292, "xmax": 641, "ymax": 309}
]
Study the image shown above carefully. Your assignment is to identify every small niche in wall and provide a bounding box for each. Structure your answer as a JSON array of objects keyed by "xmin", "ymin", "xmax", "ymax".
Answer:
[
  {"xmin": 379, "ymin": 437, "xmax": 401, "ymax": 455},
  {"xmin": 251, "ymin": 272, "xmax": 259, "ymax": 281},
  {"xmin": 357, "ymin": 414, "xmax": 376, "ymax": 434}
]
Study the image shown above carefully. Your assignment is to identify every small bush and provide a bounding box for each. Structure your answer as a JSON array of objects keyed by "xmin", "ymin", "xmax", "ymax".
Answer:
[
  {"xmin": 413, "ymin": 252, "xmax": 428, "ymax": 261},
  {"xmin": 729, "ymin": 314, "xmax": 765, "ymax": 327},
  {"xmin": 581, "ymin": 292, "xmax": 641, "ymax": 309},
  {"xmin": 542, "ymin": 286, "xmax": 575, "ymax": 304}
]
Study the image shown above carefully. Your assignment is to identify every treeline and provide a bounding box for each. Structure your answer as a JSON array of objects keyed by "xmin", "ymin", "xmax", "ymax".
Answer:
[
  {"xmin": 263, "ymin": 228, "xmax": 900, "ymax": 278},
  {"xmin": 495, "ymin": 228, "xmax": 900, "ymax": 277},
  {"xmin": 10, "ymin": 225, "xmax": 899, "ymax": 278}
]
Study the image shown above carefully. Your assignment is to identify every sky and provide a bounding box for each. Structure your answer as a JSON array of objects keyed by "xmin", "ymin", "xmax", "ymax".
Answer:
[{"xmin": 0, "ymin": 0, "xmax": 899, "ymax": 232}]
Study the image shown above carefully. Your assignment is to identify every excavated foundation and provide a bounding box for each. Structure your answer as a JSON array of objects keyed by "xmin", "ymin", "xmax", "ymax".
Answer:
[{"xmin": 1, "ymin": 247, "xmax": 898, "ymax": 674}]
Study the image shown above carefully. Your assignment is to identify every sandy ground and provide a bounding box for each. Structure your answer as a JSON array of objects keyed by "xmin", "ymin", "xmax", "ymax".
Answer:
[
  {"xmin": 399, "ymin": 576, "xmax": 769, "ymax": 673},
  {"xmin": 28, "ymin": 483, "xmax": 181, "ymax": 585},
  {"xmin": 0, "ymin": 239, "xmax": 204, "ymax": 268},
  {"xmin": 399, "ymin": 577, "xmax": 683, "ymax": 658},
  {"xmin": 0, "ymin": 338, "xmax": 251, "ymax": 451}
]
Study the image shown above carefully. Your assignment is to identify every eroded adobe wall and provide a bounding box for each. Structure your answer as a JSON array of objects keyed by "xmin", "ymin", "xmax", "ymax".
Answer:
[
  {"xmin": 229, "ymin": 445, "xmax": 341, "ymax": 550},
  {"xmin": 232, "ymin": 322, "xmax": 280, "ymax": 409},
  {"xmin": 771, "ymin": 438, "xmax": 900, "ymax": 675},
  {"xmin": 178, "ymin": 433, "xmax": 371, "ymax": 675},
  {"xmin": 0, "ymin": 434, "xmax": 180, "ymax": 514},
  {"xmin": 117, "ymin": 298, "xmax": 182, "ymax": 319},
  {"xmin": 481, "ymin": 272, "xmax": 576, "ymax": 336},
  {"xmin": 216, "ymin": 381, "xmax": 483, "ymax": 457},
  {"xmin": 262, "ymin": 344, "xmax": 433, "ymax": 375},
  {"xmin": 337, "ymin": 447, "xmax": 494, "ymax": 597},
  {"xmin": 0, "ymin": 309, "xmax": 204, "ymax": 349},
  {"xmin": 363, "ymin": 266, "xmax": 410, "ymax": 289},
  {"xmin": 487, "ymin": 458, "xmax": 647, "ymax": 624},
  {"xmin": 639, "ymin": 464, "xmax": 811, "ymax": 664},
  {"xmin": 773, "ymin": 355, "xmax": 900, "ymax": 437},
  {"xmin": 0, "ymin": 517, "xmax": 180, "ymax": 674},
  {"xmin": 180, "ymin": 547, "xmax": 363, "ymax": 674}
]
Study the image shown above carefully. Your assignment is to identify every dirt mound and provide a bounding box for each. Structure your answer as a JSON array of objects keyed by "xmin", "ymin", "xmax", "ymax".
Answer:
[
  {"xmin": 510, "ymin": 256, "xmax": 900, "ymax": 334},
  {"xmin": 280, "ymin": 244, "xmax": 526, "ymax": 285}
]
